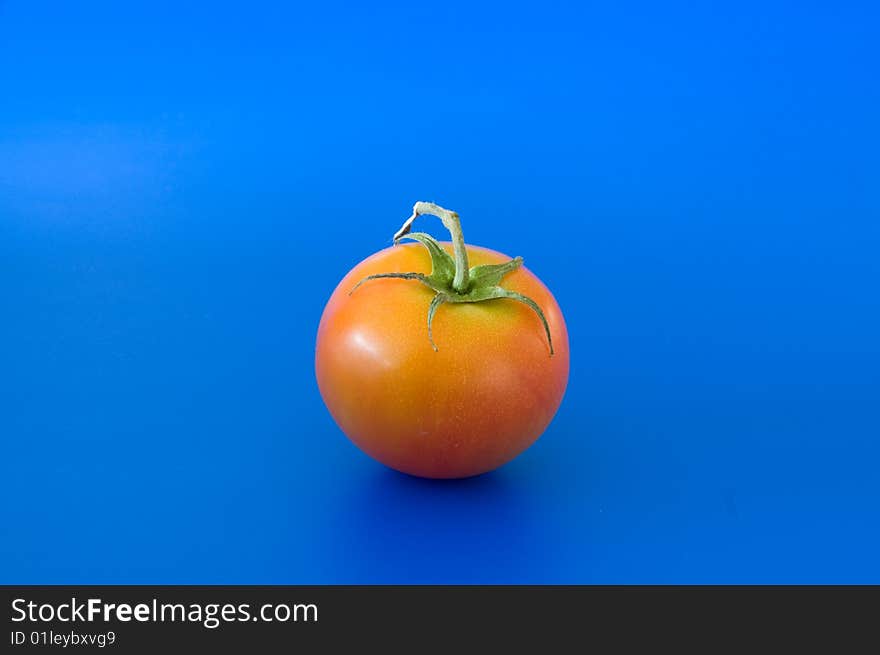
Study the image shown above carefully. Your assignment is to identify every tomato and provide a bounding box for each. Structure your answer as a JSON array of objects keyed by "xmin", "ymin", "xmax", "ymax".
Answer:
[{"xmin": 315, "ymin": 202, "xmax": 569, "ymax": 479}]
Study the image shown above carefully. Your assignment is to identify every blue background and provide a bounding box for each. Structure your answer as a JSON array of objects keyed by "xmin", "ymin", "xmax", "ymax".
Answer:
[{"xmin": 1, "ymin": 1, "xmax": 878, "ymax": 583}]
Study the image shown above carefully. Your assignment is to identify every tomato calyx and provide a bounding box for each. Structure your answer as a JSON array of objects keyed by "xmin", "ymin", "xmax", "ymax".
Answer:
[{"xmin": 350, "ymin": 201, "xmax": 554, "ymax": 356}]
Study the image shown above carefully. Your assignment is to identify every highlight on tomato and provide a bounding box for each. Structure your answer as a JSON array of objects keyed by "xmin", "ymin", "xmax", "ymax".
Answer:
[{"xmin": 315, "ymin": 201, "xmax": 569, "ymax": 479}]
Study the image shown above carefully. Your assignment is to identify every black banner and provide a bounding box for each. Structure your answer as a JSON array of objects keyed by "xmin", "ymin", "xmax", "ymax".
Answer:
[{"xmin": 1, "ymin": 586, "xmax": 877, "ymax": 651}]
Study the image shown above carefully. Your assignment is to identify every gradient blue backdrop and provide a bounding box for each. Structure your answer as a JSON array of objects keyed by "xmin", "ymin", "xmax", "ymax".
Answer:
[{"xmin": 2, "ymin": 1, "xmax": 878, "ymax": 583}]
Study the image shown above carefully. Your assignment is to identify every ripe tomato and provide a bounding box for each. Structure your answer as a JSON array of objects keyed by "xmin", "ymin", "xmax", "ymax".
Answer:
[{"xmin": 315, "ymin": 202, "xmax": 569, "ymax": 479}]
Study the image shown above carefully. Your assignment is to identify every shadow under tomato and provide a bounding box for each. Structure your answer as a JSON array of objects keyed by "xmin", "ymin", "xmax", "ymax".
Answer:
[{"xmin": 316, "ymin": 464, "xmax": 563, "ymax": 584}]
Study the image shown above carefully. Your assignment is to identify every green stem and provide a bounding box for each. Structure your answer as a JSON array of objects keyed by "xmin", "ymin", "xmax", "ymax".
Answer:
[
  {"xmin": 394, "ymin": 201, "xmax": 471, "ymax": 293},
  {"xmin": 361, "ymin": 200, "xmax": 555, "ymax": 356}
]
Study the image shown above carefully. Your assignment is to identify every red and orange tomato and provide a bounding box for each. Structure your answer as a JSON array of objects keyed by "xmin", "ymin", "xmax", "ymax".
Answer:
[{"xmin": 315, "ymin": 202, "xmax": 569, "ymax": 478}]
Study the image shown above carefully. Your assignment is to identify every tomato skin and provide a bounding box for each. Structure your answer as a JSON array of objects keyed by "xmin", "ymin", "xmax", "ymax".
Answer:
[{"xmin": 315, "ymin": 242, "xmax": 569, "ymax": 479}]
